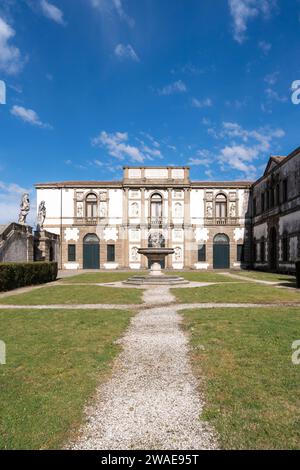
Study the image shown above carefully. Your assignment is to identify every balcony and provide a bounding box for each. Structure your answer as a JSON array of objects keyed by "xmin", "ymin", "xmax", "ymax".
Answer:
[
  {"xmin": 204, "ymin": 217, "xmax": 238, "ymax": 226},
  {"xmin": 74, "ymin": 217, "xmax": 100, "ymax": 226},
  {"xmin": 147, "ymin": 216, "xmax": 167, "ymax": 228}
]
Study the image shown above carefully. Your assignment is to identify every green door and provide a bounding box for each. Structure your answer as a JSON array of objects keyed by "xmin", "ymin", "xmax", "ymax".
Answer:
[
  {"xmin": 213, "ymin": 234, "xmax": 230, "ymax": 269},
  {"xmin": 83, "ymin": 234, "xmax": 100, "ymax": 269}
]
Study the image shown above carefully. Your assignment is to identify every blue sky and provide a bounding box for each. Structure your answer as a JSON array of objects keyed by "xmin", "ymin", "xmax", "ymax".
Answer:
[{"xmin": 0, "ymin": 0, "xmax": 300, "ymax": 223}]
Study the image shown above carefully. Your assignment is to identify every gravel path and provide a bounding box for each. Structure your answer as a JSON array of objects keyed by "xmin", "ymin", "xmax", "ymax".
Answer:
[{"xmin": 68, "ymin": 303, "xmax": 218, "ymax": 450}]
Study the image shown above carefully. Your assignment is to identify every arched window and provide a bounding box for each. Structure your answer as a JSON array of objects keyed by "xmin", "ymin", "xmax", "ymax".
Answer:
[
  {"xmin": 150, "ymin": 193, "xmax": 163, "ymax": 220},
  {"xmin": 86, "ymin": 193, "xmax": 97, "ymax": 218},
  {"xmin": 215, "ymin": 193, "xmax": 227, "ymax": 218},
  {"xmin": 213, "ymin": 233, "xmax": 229, "ymax": 244}
]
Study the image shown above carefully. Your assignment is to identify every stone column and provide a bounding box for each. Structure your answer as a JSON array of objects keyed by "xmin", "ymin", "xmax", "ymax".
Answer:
[
  {"xmin": 141, "ymin": 188, "xmax": 147, "ymax": 268},
  {"xmin": 184, "ymin": 188, "xmax": 191, "ymax": 268},
  {"xmin": 167, "ymin": 188, "xmax": 173, "ymax": 269},
  {"xmin": 122, "ymin": 188, "xmax": 129, "ymax": 268}
]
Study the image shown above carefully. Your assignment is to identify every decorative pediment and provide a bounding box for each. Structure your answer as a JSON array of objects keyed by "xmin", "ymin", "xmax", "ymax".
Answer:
[{"xmin": 263, "ymin": 156, "xmax": 285, "ymax": 176}]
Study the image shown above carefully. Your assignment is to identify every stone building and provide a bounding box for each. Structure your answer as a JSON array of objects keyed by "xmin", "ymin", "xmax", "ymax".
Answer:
[
  {"xmin": 252, "ymin": 146, "xmax": 300, "ymax": 273},
  {"xmin": 35, "ymin": 146, "xmax": 300, "ymax": 272},
  {"xmin": 35, "ymin": 166, "xmax": 251, "ymax": 271}
]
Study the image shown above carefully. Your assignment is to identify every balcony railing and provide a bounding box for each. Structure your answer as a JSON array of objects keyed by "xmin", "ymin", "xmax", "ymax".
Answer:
[
  {"xmin": 147, "ymin": 216, "xmax": 167, "ymax": 227},
  {"xmin": 75, "ymin": 217, "xmax": 100, "ymax": 226},
  {"xmin": 204, "ymin": 217, "xmax": 238, "ymax": 226}
]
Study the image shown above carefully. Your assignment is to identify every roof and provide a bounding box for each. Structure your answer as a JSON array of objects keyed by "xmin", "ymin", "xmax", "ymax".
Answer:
[
  {"xmin": 0, "ymin": 224, "xmax": 8, "ymax": 235},
  {"xmin": 35, "ymin": 180, "xmax": 252, "ymax": 189}
]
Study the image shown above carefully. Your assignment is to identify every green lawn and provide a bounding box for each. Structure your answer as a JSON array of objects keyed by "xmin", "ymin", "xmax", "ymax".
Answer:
[
  {"xmin": 182, "ymin": 307, "xmax": 300, "ymax": 449},
  {"xmin": 170, "ymin": 271, "xmax": 239, "ymax": 283},
  {"xmin": 172, "ymin": 282, "xmax": 300, "ymax": 304},
  {"xmin": 232, "ymin": 270, "xmax": 295, "ymax": 283},
  {"xmin": 0, "ymin": 308, "xmax": 133, "ymax": 449},
  {"xmin": 61, "ymin": 271, "xmax": 147, "ymax": 283},
  {"xmin": 0, "ymin": 285, "xmax": 143, "ymax": 305}
]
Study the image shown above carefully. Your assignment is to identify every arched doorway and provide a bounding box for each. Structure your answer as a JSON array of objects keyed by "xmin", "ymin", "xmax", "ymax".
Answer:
[
  {"xmin": 83, "ymin": 234, "xmax": 100, "ymax": 269},
  {"xmin": 269, "ymin": 227, "xmax": 277, "ymax": 271},
  {"xmin": 213, "ymin": 233, "xmax": 230, "ymax": 269}
]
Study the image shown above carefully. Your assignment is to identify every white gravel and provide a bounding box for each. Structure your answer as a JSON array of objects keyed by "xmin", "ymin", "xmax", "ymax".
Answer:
[{"xmin": 68, "ymin": 303, "xmax": 218, "ymax": 450}]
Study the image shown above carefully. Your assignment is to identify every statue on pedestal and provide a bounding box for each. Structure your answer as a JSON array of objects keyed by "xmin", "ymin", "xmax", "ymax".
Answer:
[
  {"xmin": 37, "ymin": 201, "xmax": 46, "ymax": 230},
  {"xmin": 18, "ymin": 193, "xmax": 30, "ymax": 225}
]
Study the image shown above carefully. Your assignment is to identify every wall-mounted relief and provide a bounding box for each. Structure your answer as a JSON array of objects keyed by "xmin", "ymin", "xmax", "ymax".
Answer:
[
  {"xmin": 173, "ymin": 190, "xmax": 183, "ymax": 199},
  {"xmin": 173, "ymin": 229, "xmax": 183, "ymax": 241},
  {"xmin": 229, "ymin": 202, "xmax": 236, "ymax": 217},
  {"xmin": 129, "ymin": 190, "xmax": 140, "ymax": 199},
  {"xmin": 76, "ymin": 191, "xmax": 84, "ymax": 201},
  {"xmin": 229, "ymin": 191, "xmax": 236, "ymax": 201},
  {"xmin": 130, "ymin": 202, "xmax": 140, "ymax": 217},
  {"xmin": 195, "ymin": 227, "xmax": 209, "ymax": 242},
  {"xmin": 174, "ymin": 246, "xmax": 182, "ymax": 261},
  {"xmin": 64, "ymin": 227, "xmax": 79, "ymax": 242},
  {"xmin": 206, "ymin": 191, "xmax": 213, "ymax": 201},
  {"xmin": 99, "ymin": 191, "xmax": 107, "ymax": 202},
  {"xmin": 206, "ymin": 202, "xmax": 213, "ymax": 218},
  {"xmin": 129, "ymin": 228, "xmax": 141, "ymax": 242},
  {"xmin": 77, "ymin": 202, "xmax": 83, "ymax": 218},
  {"xmin": 234, "ymin": 227, "xmax": 245, "ymax": 242},
  {"xmin": 100, "ymin": 201, "xmax": 107, "ymax": 218},
  {"xmin": 130, "ymin": 246, "xmax": 139, "ymax": 261},
  {"xmin": 104, "ymin": 227, "xmax": 118, "ymax": 242},
  {"xmin": 174, "ymin": 202, "xmax": 183, "ymax": 218}
]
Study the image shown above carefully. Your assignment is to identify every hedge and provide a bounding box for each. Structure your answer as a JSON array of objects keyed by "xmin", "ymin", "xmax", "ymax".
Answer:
[{"xmin": 0, "ymin": 262, "xmax": 58, "ymax": 292}]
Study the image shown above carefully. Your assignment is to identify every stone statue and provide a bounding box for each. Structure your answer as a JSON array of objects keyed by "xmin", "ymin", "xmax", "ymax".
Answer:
[
  {"xmin": 175, "ymin": 246, "xmax": 182, "ymax": 260},
  {"xmin": 230, "ymin": 203, "xmax": 236, "ymax": 217},
  {"xmin": 100, "ymin": 202, "xmax": 107, "ymax": 218},
  {"xmin": 37, "ymin": 201, "xmax": 46, "ymax": 230},
  {"xmin": 131, "ymin": 202, "xmax": 139, "ymax": 217},
  {"xmin": 77, "ymin": 202, "xmax": 83, "ymax": 218},
  {"xmin": 206, "ymin": 203, "xmax": 213, "ymax": 218},
  {"xmin": 175, "ymin": 202, "xmax": 182, "ymax": 218},
  {"xmin": 18, "ymin": 193, "xmax": 30, "ymax": 225},
  {"xmin": 131, "ymin": 247, "xmax": 138, "ymax": 261},
  {"xmin": 149, "ymin": 232, "xmax": 164, "ymax": 248}
]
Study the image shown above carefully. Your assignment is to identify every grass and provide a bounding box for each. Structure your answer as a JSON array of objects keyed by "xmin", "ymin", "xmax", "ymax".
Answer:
[
  {"xmin": 0, "ymin": 308, "xmax": 133, "ymax": 449},
  {"xmin": 182, "ymin": 307, "xmax": 300, "ymax": 449},
  {"xmin": 172, "ymin": 282, "xmax": 300, "ymax": 304},
  {"xmin": 170, "ymin": 271, "xmax": 239, "ymax": 282},
  {"xmin": 233, "ymin": 270, "xmax": 295, "ymax": 283},
  {"xmin": 61, "ymin": 271, "xmax": 147, "ymax": 283},
  {"xmin": 0, "ymin": 285, "xmax": 143, "ymax": 305}
]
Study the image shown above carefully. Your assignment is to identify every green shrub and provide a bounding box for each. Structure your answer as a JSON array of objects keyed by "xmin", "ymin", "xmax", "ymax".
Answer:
[{"xmin": 0, "ymin": 262, "xmax": 58, "ymax": 292}]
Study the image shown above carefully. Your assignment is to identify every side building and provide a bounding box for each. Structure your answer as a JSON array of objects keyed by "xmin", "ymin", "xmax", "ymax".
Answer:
[
  {"xmin": 35, "ymin": 166, "xmax": 252, "ymax": 271},
  {"xmin": 252, "ymin": 146, "xmax": 300, "ymax": 273}
]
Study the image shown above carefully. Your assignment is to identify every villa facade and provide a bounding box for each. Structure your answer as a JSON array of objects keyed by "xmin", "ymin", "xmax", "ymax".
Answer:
[{"xmin": 35, "ymin": 146, "xmax": 300, "ymax": 272}]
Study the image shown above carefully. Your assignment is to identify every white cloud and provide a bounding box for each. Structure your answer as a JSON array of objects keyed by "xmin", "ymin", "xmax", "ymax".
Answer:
[
  {"xmin": 40, "ymin": 0, "xmax": 65, "ymax": 25},
  {"xmin": 11, "ymin": 105, "xmax": 52, "ymax": 129},
  {"xmin": 228, "ymin": 0, "xmax": 276, "ymax": 43},
  {"xmin": 191, "ymin": 97, "xmax": 213, "ymax": 108},
  {"xmin": 114, "ymin": 43, "xmax": 139, "ymax": 62},
  {"xmin": 158, "ymin": 80, "xmax": 187, "ymax": 96},
  {"xmin": 265, "ymin": 87, "xmax": 287, "ymax": 103},
  {"xmin": 92, "ymin": 131, "xmax": 163, "ymax": 163},
  {"xmin": 0, "ymin": 16, "xmax": 23, "ymax": 75},
  {"xmin": 90, "ymin": 0, "xmax": 134, "ymax": 28},
  {"xmin": 258, "ymin": 40, "xmax": 272, "ymax": 55},
  {"xmin": 205, "ymin": 120, "xmax": 284, "ymax": 178}
]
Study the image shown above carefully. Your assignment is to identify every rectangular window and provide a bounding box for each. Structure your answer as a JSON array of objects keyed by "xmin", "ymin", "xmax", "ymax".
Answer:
[
  {"xmin": 253, "ymin": 198, "xmax": 257, "ymax": 217},
  {"xmin": 282, "ymin": 237, "xmax": 289, "ymax": 262},
  {"xmin": 282, "ymin": 179, "xmax": 288, "ymax": 203},
  {"xmin": 107, "ymin": 244, "xmax": 115, "ymax": 262},
  {"xmin": 260, "ymin": 241, "xmax": 265, "ymax": 263},
  {"xmin": 198, "ymin": 244, "xmax": 206, "ymax": 262},
  {"xmin": 68, "ymin": 244, "xmax": 76, "ymax": 262},
  {"xmin": 237, "ymin": 244, "xmax": 244, "ymax": 262},
  {"xmin": 261, "ymin": 193, "xmax": 265, "ymax": 212}
]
